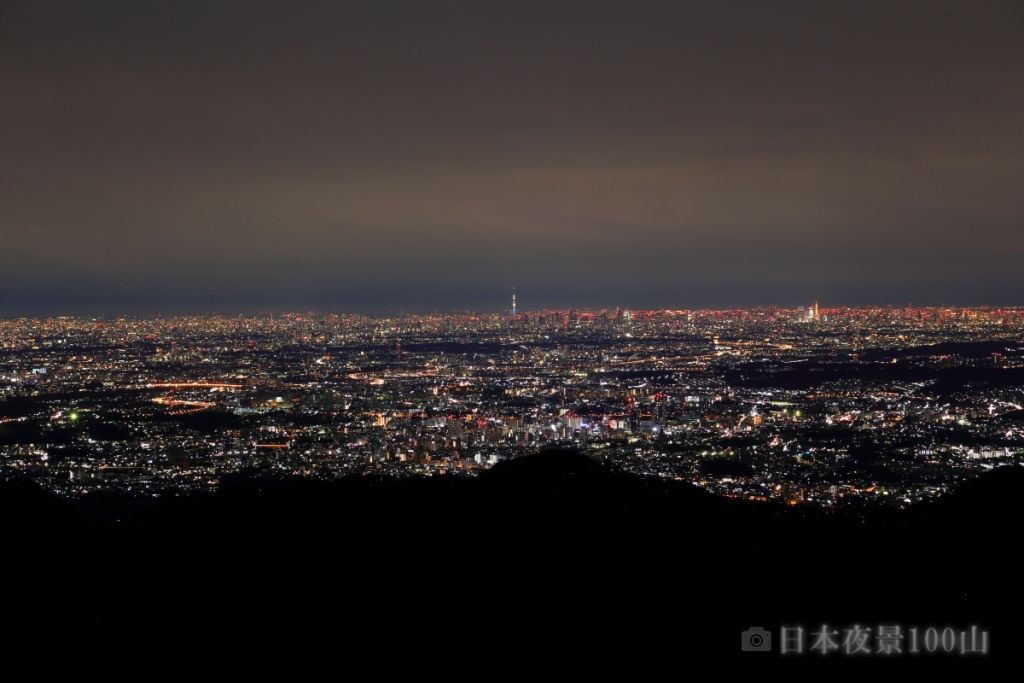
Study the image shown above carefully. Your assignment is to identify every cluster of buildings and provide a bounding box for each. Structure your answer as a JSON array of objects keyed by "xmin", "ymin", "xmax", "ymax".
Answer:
[{"xmin": 1, "ymin": 305, "xmax": 1023, "ymax": 505}]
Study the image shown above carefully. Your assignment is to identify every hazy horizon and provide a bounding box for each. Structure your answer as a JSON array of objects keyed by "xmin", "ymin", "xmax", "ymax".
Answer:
[
  {"xmin": 3, "ymin": 1, "xmax": 1022, "ymax": 313},
  {"xmin": 4, "ymin": 297, "xmax": 1024, "ymax": 319}
]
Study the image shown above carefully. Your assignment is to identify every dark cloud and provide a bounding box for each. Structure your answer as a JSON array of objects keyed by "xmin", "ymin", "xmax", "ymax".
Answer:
[{"xmin": 2, "ymin": 0, "xmax": 1022, "ymax": 313}]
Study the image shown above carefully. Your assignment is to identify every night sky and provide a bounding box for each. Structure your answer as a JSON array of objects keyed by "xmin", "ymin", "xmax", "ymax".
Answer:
[{"xmin": 2, "ymin": 1, "xmax": 1022, "ymax": 314}]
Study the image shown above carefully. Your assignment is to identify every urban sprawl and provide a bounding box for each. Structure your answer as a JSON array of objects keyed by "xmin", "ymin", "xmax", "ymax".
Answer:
[{"xmin": 2, "ymin": 305, "xmax": 1023, "ymax": 506}]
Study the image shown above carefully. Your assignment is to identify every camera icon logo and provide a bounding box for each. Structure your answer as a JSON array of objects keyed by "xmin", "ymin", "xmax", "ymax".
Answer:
[{"xmin": 741, "ymin": 627, "xmax": 773, "ymax": 652}]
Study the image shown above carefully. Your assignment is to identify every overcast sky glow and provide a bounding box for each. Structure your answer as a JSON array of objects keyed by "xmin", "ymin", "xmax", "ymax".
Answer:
[{"xmin": 2, "ymin": 0, "xmax": 1022, "ymax": 314}]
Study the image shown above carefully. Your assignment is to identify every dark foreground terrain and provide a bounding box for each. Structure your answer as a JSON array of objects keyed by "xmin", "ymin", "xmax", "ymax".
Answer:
[{"xmin": 2, "ymin": 451, "xmax": 1019, "ymax": 677}]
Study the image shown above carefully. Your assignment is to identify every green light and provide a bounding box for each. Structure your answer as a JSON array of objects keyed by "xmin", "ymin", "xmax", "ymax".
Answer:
[{"xmin": 69, "ymin": 412, "xmax": 79, "ymax": 422}]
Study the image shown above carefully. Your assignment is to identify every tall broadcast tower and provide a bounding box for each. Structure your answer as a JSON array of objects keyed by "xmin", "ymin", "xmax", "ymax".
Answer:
[{"xmin": 512, "ymin": 286, "xmax": 517, "ymax": 319}]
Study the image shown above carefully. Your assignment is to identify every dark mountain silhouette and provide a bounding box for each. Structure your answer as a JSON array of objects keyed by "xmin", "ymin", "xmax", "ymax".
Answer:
[{"xmin": 1, "ymin": 450, "xmax": 1017, "ymax": 676}]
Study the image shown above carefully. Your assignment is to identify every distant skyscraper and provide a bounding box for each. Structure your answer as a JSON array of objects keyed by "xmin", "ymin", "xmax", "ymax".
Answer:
[{"xmin": 512, "ymin": 287, "xmax": 517, "ymax": 319}]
